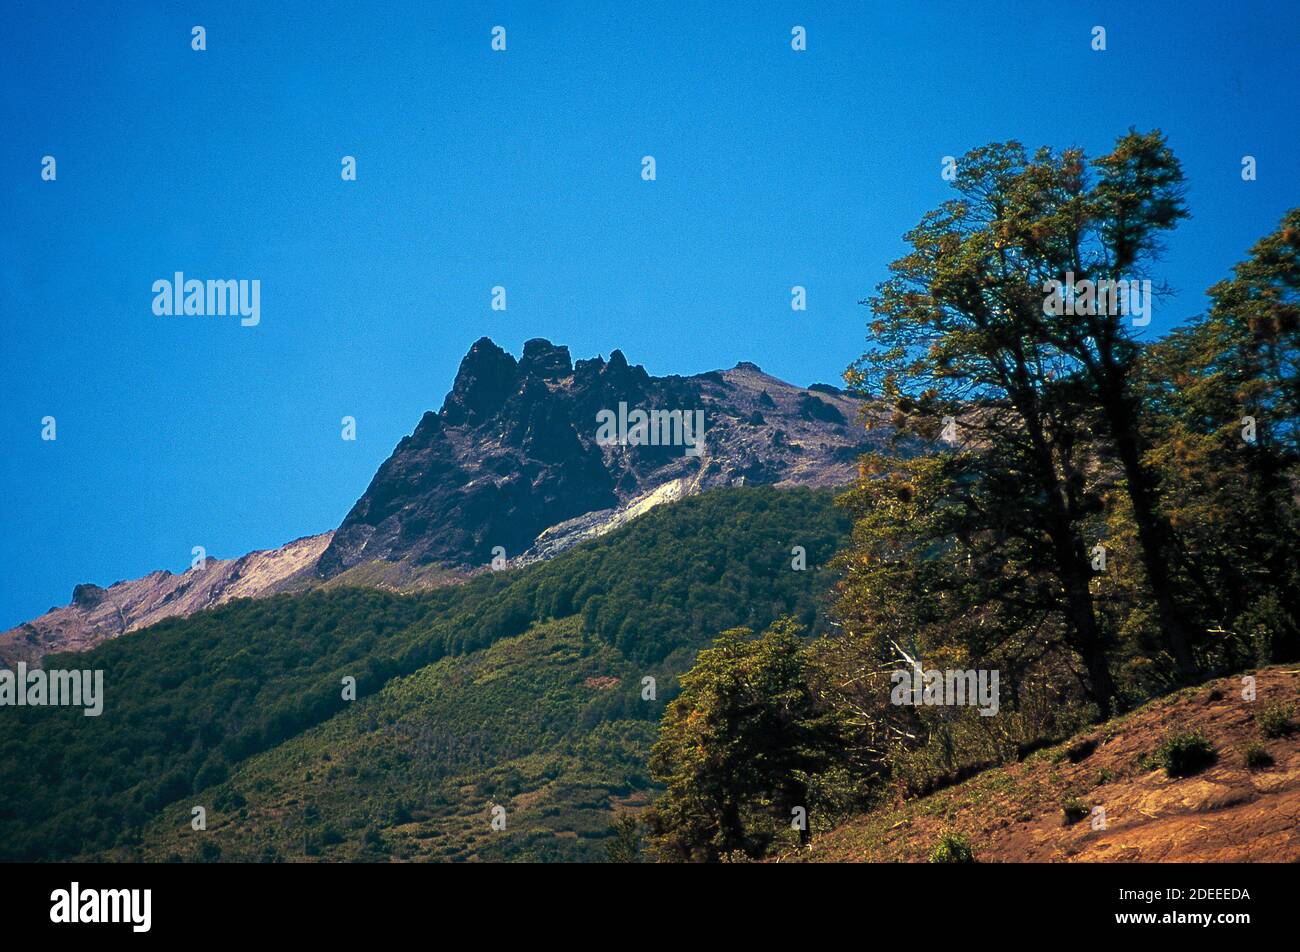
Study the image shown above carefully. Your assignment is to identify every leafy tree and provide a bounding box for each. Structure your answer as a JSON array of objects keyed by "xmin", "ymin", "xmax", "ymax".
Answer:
[
  {"xmin": 1026, "ymin": 130, "xmax": 1198, "ymax": 676},
  {"xmin": 605, "ymin": 813, "xmax": 641, "ymax": 863},
  {"xmin": 646, "ymin": 620, "xmax": 841, "ymax": 861},
  {"xmin": 647, "ymin": 162, "xmax": 1297, "ymax": 861},
  {"xmin": 846, "ymin": 140, "xmax": 1129, "ymax": 709},
  {"xmin": 1137, "ymin": 208, "xmax": 1300, "ymax": 665}
]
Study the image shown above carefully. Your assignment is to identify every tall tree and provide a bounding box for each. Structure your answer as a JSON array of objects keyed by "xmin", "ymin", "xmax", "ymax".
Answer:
[
  {"xmin": 1137, "ymin": 209, "xmax": 1300, "ymax": 663},
  {"xmin": 1030, "ymin": 130, "xmax": 1197, "ymax": 676},
  {"xmin": 850, "ymin": 130, "xmax": 1205, "ymax": 684},
  {"xmin": 645, "ymin": 620, "xmax": 839, "ymax": 861},
  {"xmin": 847, "ymin": 141, "xmax": 1119, "ymax": 710}
]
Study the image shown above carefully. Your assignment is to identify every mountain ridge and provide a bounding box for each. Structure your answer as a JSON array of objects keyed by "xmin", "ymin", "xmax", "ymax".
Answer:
[
  {"xmin": 0, "ymin": 532, "xmax": 333, "ymax": 669},
  {"xmin": 2, "ymin": 337, "xmax": 884, "ymax": 667},
  {"xmin": 316, "ymin": 336, "xmax": 883, "ymax": 577}
]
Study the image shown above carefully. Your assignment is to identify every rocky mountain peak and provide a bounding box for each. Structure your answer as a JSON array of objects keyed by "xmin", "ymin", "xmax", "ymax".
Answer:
[
  {"xmin": 315, "ymin": 337, "xmax": 888, "ymax": 578},
  {"xmin": 518, "ymin": 338, "xmax": 573, "ymax": 380},
  {"xmin": 2, "ymin": 337, "xmax": 894, "ymax": 665},
  {"xmin": 440, "ymin": 337, "xmax": 519, "ymax": 425},
  {"xmin": 71, "ymin": 583, "xmax": 106, "ymax": 610}
]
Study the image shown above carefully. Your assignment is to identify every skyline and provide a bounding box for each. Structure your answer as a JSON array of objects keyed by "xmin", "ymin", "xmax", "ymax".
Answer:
[{"xmin": 3, "ymin": 0, "xmax": 1299, "ymax": 628}]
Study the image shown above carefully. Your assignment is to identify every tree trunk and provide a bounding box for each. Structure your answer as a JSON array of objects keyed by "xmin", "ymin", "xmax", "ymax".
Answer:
[
  {"xmin": 1104, "ymin": 392, "xmax": 1198, "ymax": 679},
  {"xmin": 1054, "ymin": 525, "xmax": 1119, "ymax": 718},
  {"xmin": 1018, "ymin": 392, "xmax": 1119, "ymax": 716}
]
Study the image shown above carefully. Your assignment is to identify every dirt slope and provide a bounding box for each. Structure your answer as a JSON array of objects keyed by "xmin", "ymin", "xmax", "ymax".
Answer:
[{"xmin": 786, "ymin": 667, "xmax": 1300, "ymax": 863}]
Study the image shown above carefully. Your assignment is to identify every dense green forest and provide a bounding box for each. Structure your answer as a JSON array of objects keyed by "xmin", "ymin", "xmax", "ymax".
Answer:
[
  {"xmin": 0, "ymin": 486, "xmax": 848, "ymax": 862},
  {"xmin": 643, "ymin": 132, "xmax": 1299, "ymax": 862}
]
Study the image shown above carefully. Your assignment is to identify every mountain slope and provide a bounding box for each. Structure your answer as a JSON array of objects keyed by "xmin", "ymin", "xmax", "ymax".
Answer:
[
  {"xmin": 134, "ymin": 616, "xmax": 656, "ymax": 862},
  {"xmin": 3, "ymin": 338, "xmax": 882, "ymax": 666},
  {"xmin": 0, "ymin": 486, "xmax": 849, "ymax": 862},
  {"xmin": 0, "ymin": 532, "xmax": 333, "ymax": 668},
  {"xmin": 782, "ymin": 667, "xmax": 1300, "ymax": 863}
]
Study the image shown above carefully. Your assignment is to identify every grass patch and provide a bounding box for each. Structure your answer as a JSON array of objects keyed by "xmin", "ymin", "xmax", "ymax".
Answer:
[
  {"xmin": 1060, "ymin": 798, "xmax": 1090, "ymax": 826},
  {"xmin": 928, "ymin": 830, "xmax": 974, "ymax": 863},
  {"xmin": 1242, "ymin": 743, "xmax": 1274, "ymax": 770}
]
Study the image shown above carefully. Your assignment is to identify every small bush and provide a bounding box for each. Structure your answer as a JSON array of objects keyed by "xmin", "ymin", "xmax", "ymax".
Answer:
[
  {"xmin": 928, "ymin": 830, "xmax": 974, "ymax": 863},
  {"xmin": 1060, "ymin": 798, "xmax": 1090, "ymax": 826},
  {"xmin": 1154, "ymin": 731, "xmax": 1217, "ymax": 778},
  {"xmin": 1242, "ymin": 743, "xmax": 1274, "ymax": 770},
  {"xmin": 1066, "ymin": 738, "xmax": 1097, "ymax": 763},
  {"xmin": 1255, "ymin": 702, "xmax": 1296, "ymax": 739}
]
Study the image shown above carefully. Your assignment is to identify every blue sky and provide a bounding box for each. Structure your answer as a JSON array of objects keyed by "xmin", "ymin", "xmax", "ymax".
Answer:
[{"xmin": 1, "ymin": 0, "xmax": 1297, "ymax": 629}]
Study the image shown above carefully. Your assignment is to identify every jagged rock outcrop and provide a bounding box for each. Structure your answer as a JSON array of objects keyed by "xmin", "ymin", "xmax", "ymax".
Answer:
[
  {"xmin": 4, "ymin": 337, "xmax": 895, "ymax": 664},
  {"xmin": 316, "ymin": 338, "xmax": 889, "ymax": 575}
]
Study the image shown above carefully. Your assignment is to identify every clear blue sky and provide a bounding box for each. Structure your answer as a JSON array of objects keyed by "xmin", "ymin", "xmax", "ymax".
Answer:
[{"xmin": 2, "ymin": 0, "xmax": 1297, "ymax": 629}]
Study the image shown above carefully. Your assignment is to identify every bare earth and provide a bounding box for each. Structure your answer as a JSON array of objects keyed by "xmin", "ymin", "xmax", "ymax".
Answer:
[{"xmin": 784, "ymin": 667, "xmax": 1300, "ymax": 863}]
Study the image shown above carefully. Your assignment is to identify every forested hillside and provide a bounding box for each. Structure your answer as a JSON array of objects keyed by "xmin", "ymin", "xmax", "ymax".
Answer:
[{"xmin": 0, "ymin": 487, "xmax": 849, "ymax": 862}]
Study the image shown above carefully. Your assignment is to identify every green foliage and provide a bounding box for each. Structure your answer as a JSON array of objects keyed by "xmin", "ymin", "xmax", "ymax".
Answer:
[
  {"xmin": 0, "ymin": 486, "xmax": 848, "ymax": 863},
  {"xmin": 1137, "ymin": 209, "xmax": 1300, "ymax": 671},
  {"xmin": 784, "ymin": 150, "xmax": 1298, "ymax": 839},
  {"xmin": 1153, "ymin": 731, "xmax": 1217, "ymax": 778},
  {"xmin": 1060, "ymin": 798, "xmax": 1090, "ymax": 826},
  {"xmin": 505, "ymin": 486, "xmax": 850, "ymax": 665},
  {"xmin": 846, "ymin": 130, "xmax": 1200, "ymax": 702},
  {"xmin": 1241, "ymin": 743, "xmax": 1273, "ymax": 770},
  {"xmin": 649, "ymin": 154, "xmax": 1296, "ymax": 862},
  {"xmin": 0, "ymin": 588, "xmax": 446, "ymax": 861},
  {"xmin": 645, "ymin": 620, "xmax": 844, "ymax": 861},
  {"xmin": 1254, "ymin": 702, "xmax": 1296, "ymax": 739},
  {"xmin": 605, "ymin": 814, "xmax": 642, "ymax": 863},
  {"xmin": 928, "ymin": 830, "xmax": 974, "ymax": 863},
  {"xmin": 140, "ymin": 617, "xmax": 654, "ymax": 862}
]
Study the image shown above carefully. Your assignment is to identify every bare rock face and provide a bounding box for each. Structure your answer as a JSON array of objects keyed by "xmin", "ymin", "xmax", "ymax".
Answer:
[
  {"xmin": 0, "ymin": 533, "xmax": 333, "ymax": 668},
  {"xmin": 316, "ymin": 338, "xmax": 891, "ymax": 576}
]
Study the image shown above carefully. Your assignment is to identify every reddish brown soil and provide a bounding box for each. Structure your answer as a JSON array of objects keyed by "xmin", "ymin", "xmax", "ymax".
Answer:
[{"xmin": 786, "ymin": 667, "xmax": 1300, "ymax": 863}]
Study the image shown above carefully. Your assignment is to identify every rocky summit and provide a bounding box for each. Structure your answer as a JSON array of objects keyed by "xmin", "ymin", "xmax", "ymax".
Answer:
[
  {"xmin": 3, "ymin": 337, "xmax": 887, "ymax": 664},
  {"xmin": 315, "ymin": 337, "xmax": 887, "ymax": 576}
]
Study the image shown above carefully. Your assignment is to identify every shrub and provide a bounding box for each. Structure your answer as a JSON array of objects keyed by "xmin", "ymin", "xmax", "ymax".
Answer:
[
  {"xmin": 929, "ymin": 830, "xmax": 974, "ymax": 863},
  {"xmin": 1242, "ymin": 743, "xmax": 1273, "ymax": 770},
  {"xmin": 1066, "ymin": 738, "xmax": 1097, "ymax": 763},
  {"xmin": 1255, "ymin": 702, "xmax": 1296, "ymax": 739},
  {"xmin": 1153, "ymin": 731, "xmax": 1217, "ymax": 778},
  {"xmin": 605, "ymin": 814, "xmax": 641, "ymax": 863},
  {"xmin": 1060, "ymin": 798, "xmax": 1090, "ymax": 826}
]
